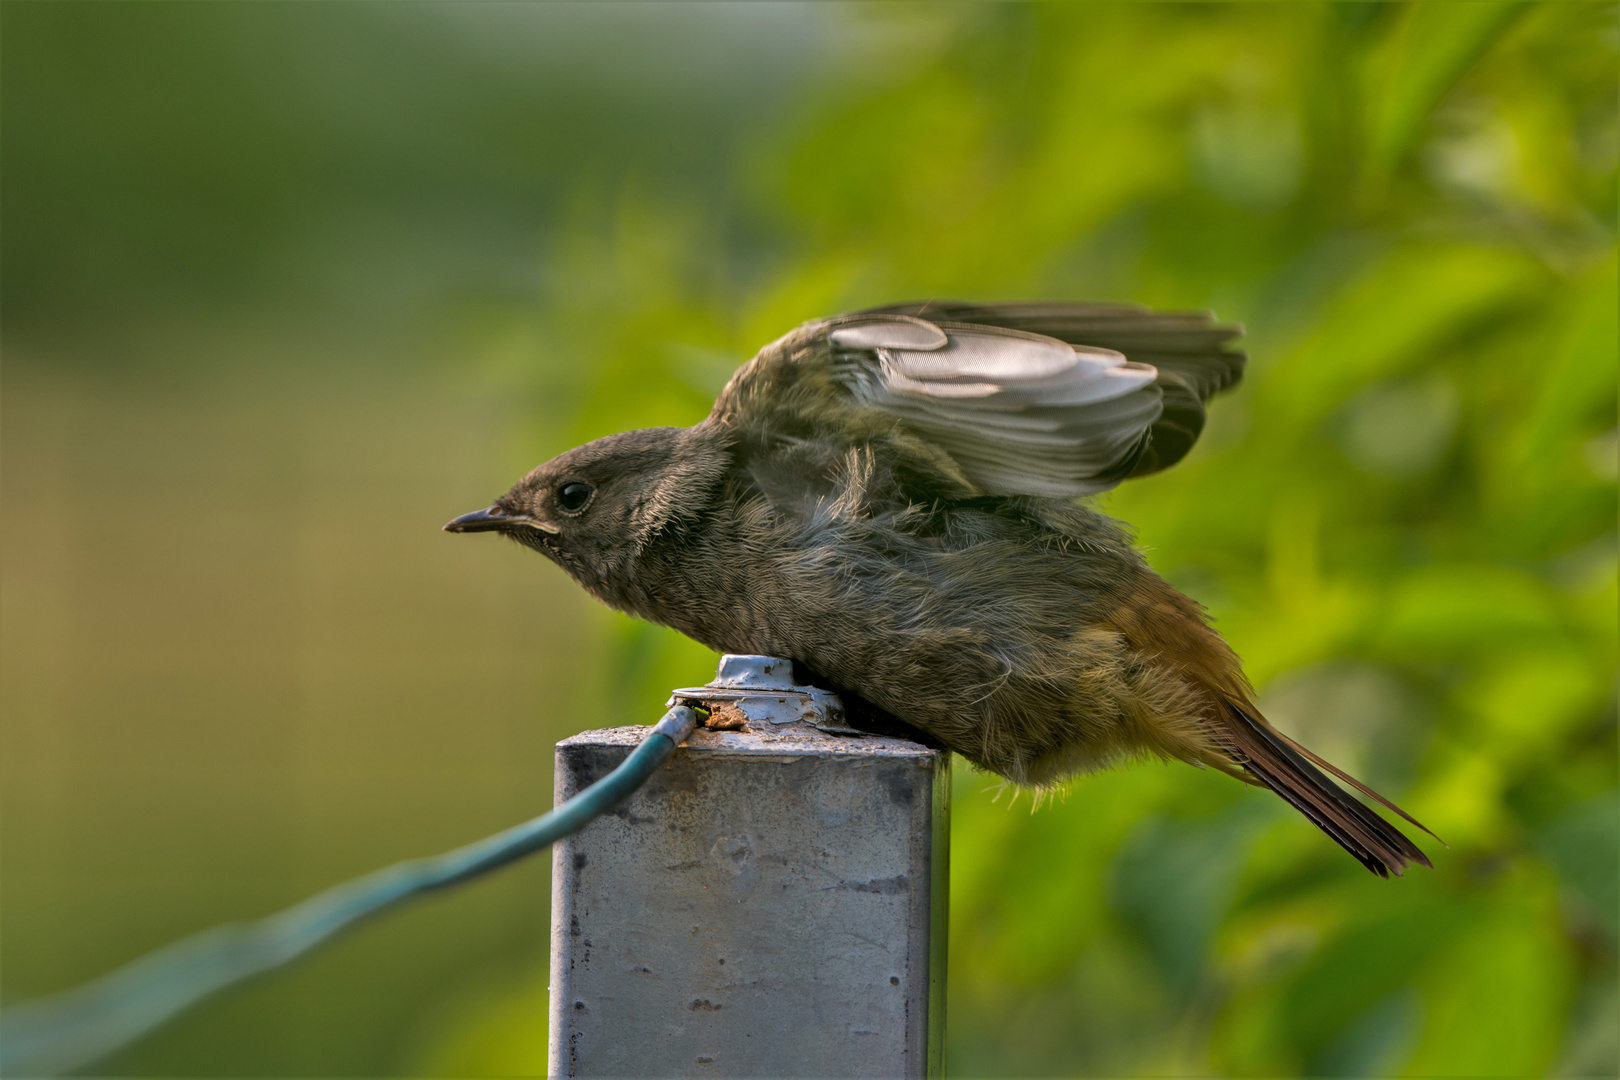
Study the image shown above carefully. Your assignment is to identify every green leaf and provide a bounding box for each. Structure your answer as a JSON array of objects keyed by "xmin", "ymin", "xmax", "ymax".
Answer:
[{"xmin": 1362, "ymin": 0, "xmax": 1531, "ymax": 191}]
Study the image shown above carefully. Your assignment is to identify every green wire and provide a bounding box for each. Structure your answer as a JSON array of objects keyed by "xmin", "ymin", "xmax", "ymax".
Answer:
[{"xmin": 0, "ymin": 705, "xmax": 700, "ymax": 1077}]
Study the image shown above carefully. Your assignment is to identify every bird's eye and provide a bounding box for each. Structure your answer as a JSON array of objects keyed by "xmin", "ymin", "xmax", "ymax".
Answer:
[{"xmin": 556, "ymin": 481, "xmax": 594, "ymax": 513}]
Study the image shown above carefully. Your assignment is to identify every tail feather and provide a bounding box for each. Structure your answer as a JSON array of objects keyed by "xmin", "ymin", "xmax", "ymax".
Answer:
[
  {"xmin": 1269, "ymin": 727, "xmax": 1442, "ymax": 843},
  {"xmin": 1097, "ymin": 577, "xmax": 1435, "ymax": 877},
  {"xmin": 1221, "ymin": 704, "xmax": 1432, "ymax": 878}
]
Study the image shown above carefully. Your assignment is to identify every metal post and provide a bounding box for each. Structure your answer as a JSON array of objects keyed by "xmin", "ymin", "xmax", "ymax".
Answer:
[{"xmin": 549, "ymin": 656, "xmax": 950, "ymax": 1078}]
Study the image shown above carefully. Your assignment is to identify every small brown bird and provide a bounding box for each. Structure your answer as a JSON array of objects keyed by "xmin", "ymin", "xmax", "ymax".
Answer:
[{"xmin": 447, "ymin": 302, "xmax": 1432, "ymax": 876}]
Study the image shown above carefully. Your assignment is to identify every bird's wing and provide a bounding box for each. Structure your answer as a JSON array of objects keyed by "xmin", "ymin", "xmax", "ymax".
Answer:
[
  {"xmin": 855, "ymin": 301, "xmax": 1246, "ymax": 486},
  {"xmin": 713, "ymin": 302, "xmax": 1245, "ymax": 498},
  {"xmin": 857, "ymin": 301, "xmax": 1245, "ymax": 400}
]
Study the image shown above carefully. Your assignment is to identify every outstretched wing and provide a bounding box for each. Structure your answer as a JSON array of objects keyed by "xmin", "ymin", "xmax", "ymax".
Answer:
[
  {"xmin": 857, "ymin": 301, "xmax": 1246, "ymax": 485},
  {"xmin": 712, "ymin": 301, "xmax": 1245, "ymax": 499},
  {"xmin": 857, "ymin": 301, "xmax": 1245, "ymax": 399}
]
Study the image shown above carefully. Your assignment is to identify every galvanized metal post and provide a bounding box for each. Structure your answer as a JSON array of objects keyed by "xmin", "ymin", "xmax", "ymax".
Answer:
[{"xmin": 549, "ymin": 656, "xmax": 950, "ymax": 1078}]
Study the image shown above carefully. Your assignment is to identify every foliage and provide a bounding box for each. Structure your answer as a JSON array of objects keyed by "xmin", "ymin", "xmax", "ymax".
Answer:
[{"xmin": 510, "ymin": 5, "xmax": 1618, "ymax": 1075}]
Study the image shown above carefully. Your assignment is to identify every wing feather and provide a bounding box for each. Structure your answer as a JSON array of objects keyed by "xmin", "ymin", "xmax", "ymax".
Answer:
[
  {"xmin": 713, "ymin": 301, "xmax": 1245, "ymax": 499},
  {"xmin": 831, "ymin": 318, "xmax": 1165, "ymax": 496},
  {"xmin": 861, "ymin": 300, "xmax": 1245, "ymax": 403}
]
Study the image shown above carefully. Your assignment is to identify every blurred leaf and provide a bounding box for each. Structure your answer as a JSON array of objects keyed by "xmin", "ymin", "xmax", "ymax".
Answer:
[
  {"xmin": 1279, "ymin": 901, "xmax": 1460, "ymax": 1063},
  {"xmin": 408, "ymin": 970, "xmax": 549, "ymax": 1077},
  {"xmin": 1403, "ymin": 884, "xmax": 1573, "ymax": 1077},
  {"xmin": 1340, "ymin": 372, "xmax": 1460, "ymax": 477},
  {"xmin": 1260, "ymin": 242, "xmax": 1542, "ymax": 434},
  {"xmin": 1361, "ymin": 0, "xmax": 1530, "ymax": 192},
  {"xmin": 1260, "ymin": 661, "xmax": 1427, "ymax": 793},
  {"xmin": 1375, "ymin": 563, "xmax": 1563, "ymax": 659},
  {"xmin": 1307, "ymin": 987, "xmax": 1423, "ymax": 1078},
  {"xmin": 1110, "ymin": 799, "xmax": 1271, "ymax": 995},
  {"xmin": 1551, "ymin": 978, "xmax": 1619, "ymax": 1080},
  {"xmin": 1536, "ymin": 790, "xmax": 1620, "ymax": 940},
  {"xmin": 1514, "ymin": 255, "xmax": 1619, "ymax": 466},
  {"xmin": 1463, "ymin": 650, "xmax": 1607, "ymax": 762}
]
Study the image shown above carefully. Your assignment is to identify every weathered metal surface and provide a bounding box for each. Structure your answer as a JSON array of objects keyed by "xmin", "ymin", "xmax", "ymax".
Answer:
[
  {"xmin": 549, "ymin": 665, "xmax": 950, "ymax": 1079},
  {"xmin": 667, "ymin": 653, "xmax": 860, "ymax": 734}
]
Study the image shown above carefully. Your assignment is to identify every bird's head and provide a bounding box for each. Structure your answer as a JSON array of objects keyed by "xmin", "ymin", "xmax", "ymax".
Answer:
[{"xmin": 443, "ymin": 425, "xmax": 727, "ymax": 603}]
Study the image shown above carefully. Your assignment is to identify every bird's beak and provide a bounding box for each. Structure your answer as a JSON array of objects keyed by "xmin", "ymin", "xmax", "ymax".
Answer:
[
  {"xmin": 443, "ymin": 506, "xmax": 560, "ymax": 535},
  {"xmin": 444, "ymin": 506, "xmax": 511, "ymax": 533}
]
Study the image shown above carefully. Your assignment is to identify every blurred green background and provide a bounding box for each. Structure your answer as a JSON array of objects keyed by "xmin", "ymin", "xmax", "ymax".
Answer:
[{"xmin": 1, "ymin": 2, "xmax": 1614, "ymax": 1076}]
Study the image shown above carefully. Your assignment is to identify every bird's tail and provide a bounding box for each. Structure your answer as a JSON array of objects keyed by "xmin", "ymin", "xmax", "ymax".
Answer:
[
  {"xmin": 1213, "ymin": 702, "xmax": 1434, "ymax": 877},
  {"xmin": 1100, "ymin": 575, "xmax": 1436, "ymax": 876}
]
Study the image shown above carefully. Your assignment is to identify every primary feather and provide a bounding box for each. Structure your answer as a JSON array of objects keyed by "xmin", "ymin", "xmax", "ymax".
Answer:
[
  {"xmin": 852, "ymin": 300, "xmax": 1246, "ymax": 479},
  {"xmin": 717, "ymin": 301, "xmax": 1245, "ymax": 497}
]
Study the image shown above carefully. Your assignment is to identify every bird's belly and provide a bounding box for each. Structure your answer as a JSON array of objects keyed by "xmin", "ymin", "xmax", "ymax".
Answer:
[
  {"xmin": 720, "ymin": 554, "xmax": 1118, "ymax": 777},
  {"xmin": 646, "ymin": 525, "xmax": 1148, "ymax": 783}
]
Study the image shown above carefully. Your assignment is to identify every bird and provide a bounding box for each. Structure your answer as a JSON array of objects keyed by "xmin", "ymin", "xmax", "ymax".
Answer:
[{"xmin": 446, "ymin": 301, "xmax": 1433, "ymax": 877}]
